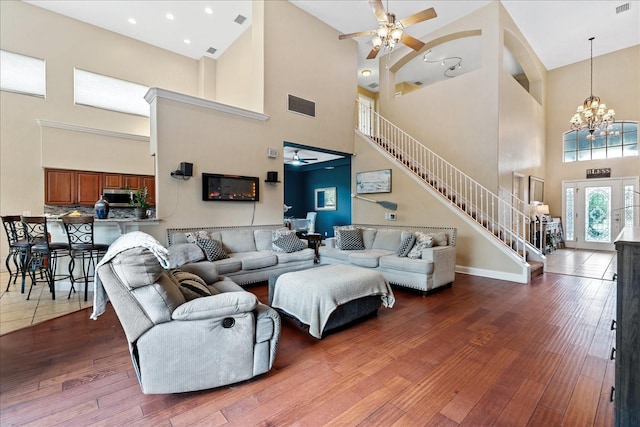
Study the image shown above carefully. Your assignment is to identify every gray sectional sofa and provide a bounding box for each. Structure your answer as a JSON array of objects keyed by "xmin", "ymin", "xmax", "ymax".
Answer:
[
  {"xmin": 319, "ymin": 225, "xmax": 456, "ymax": 294},
  {"xmin": 167, "ymin": 225, "xmax": 315, "ymax": 286}
]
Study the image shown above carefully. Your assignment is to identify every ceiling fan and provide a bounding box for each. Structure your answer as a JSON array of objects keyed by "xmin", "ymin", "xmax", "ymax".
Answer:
[
  {"xmin": 338, "ymin": 0, "xmax": 437, "ymax": 59},
  {"xmin": 292, "ymin": 150, "xmax": 318, "ymax": 164}
]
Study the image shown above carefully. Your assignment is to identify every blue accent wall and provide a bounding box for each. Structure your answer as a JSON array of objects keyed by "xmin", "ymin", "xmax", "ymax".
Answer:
[{"xmin": 284, "ymin": 157, "xmax": 351, "ymax": 237}]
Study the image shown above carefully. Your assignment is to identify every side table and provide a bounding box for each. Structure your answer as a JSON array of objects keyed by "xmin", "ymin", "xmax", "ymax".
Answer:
[{"xmin": 304, "ymin": 233, "xmax": 322, "ymax": 263}]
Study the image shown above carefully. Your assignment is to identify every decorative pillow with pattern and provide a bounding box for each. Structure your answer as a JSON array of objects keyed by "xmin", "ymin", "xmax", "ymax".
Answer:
[
  {"xmin": 196, "ymin": 237, "xmax": 229, "ymax": 261},
  {"xmin": 429, "ymin": 232, "xmax": 448, "ymax": 246},
  {"xmin": 334, "ymin": 225, "xmax": 355, "ymax": 248},
  {"xmin": 337, "ymin": 228, "xmax": 364, "ymax": 250},
  {"xmin": 272, "ymin": 228, "xmax": 297, "ymax": 252},
  {"xmin": 272, "ymin": 233, "xmax": 307, "ymax": 253},
  {"xmin": 170, "ymin": 269, "xmax": 212, "ymax": 301},
  {"xmin": 185, "ymin": 230, "xmax": 210, "ymax": 243},
  {"xmin": 396, "ymin": 233, "xmax": 416, "ymax": 257},
  {"xmin": 407, "ymin": 232, "xmax": 434, "ymax": 259}
]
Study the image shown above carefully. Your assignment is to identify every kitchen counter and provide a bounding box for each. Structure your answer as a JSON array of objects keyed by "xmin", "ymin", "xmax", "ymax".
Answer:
[{"xmin": 46, "ymin": 216, "xmax": 160, "ymax": 239}]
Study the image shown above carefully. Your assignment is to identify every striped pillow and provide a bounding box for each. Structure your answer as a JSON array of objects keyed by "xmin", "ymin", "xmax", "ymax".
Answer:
[{"xmin": 170, "ymin": 269, "xmax": 212, "ymax": 301}]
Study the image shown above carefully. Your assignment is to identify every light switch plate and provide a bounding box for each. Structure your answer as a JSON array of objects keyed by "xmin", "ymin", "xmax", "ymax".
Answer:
[
  {"xmin": 385, "ymin": 212, "xmax": 397, "ymax": 221},
  {"xmin": 267, "ymin": 148, "xmax": 278, "ymax": 158}
]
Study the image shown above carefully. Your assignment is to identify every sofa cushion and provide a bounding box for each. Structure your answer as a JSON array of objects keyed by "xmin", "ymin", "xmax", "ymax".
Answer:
[
  {"xmin": 337, "ymin": 228, "xmax": 364, "ymax": 250},
  {"xmin": 208, "ymin": 257, "xmax": 243, "ymax": 275},
  {"xmin": 379, "ymin": 255, "xmax": 434, "ymax": 274},
  {"xmin": 272, "ymin": 233, "xmax": 307, "ymax": 253},
  {"xmin": 110, "ymin": 247, "xmax": 165, "ymax": 289},
  {"xmin": 168, "ymin": 243, "xmax": 206, "ymax": 268},
  {"xmin": 220, "ymin": 229, "xmax": 257, "ymax": 253},
  {"xmin": 231, "ymin": 252, "xmax": 278, "ymax": 270},
  {"xmin": 396, "ymin": 232, "xmax": 416, "ymax": 257},
  {"xmin": 274, "ymin": 248, "xmax": 315, "ymax": 264},
  {"xmin": 348, "ymin": 249, "xmax": 394, "ymax": 268},
  {"xmin": 372, "ymin": 229, "xmax": 403, "ymax": 251},
  {"xmin": 177, "ymin": 262, "xmax": 219, "ymax": 284},
  {"xmin": 361, "ymin": 228, "xmax": 378, "ymax": 249},
  {"xmin": 408, "ymin": 232, "xmax": 434, "ymax": 259},
  {"xmin": 170, "ymin": 269, "xmax": 214, "ymax": 301},
  {"xmin": 254, "ymin": 229, "xmax": 274, "ymax": 251},
  {"xmin": 196, "ymin": 238, "xmax": 229, "ymax": 261},
  {"xmin": 318, "ymin": 246, "xmax": 356, "ymax": 262}
]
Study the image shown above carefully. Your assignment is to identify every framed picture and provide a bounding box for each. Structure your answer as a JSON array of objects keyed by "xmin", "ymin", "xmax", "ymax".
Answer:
[
  {"xmin": 315, "ymin": 187, "xmax": 336, "ymax": 211},
  {"xmin": 529, "ymin": 176, "xmax": 544, "ymax": 204},
  {"xmin": 356, "ymin": 169, "xmax": 391, "ymax": 194}
]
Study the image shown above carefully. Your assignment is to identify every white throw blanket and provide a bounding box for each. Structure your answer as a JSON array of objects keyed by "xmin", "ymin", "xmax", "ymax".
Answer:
[
  {"xmin": 90, "ymin": 231, "xmax": 170, "ymax": 320},
  {"xmin": 271, "ymin": 264, "xmax": 395, "ymax": 339}
]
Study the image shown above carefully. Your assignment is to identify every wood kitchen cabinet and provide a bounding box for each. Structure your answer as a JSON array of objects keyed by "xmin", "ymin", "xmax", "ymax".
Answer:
[{"xmin": 45, "ymin": 169, "xmax": 155, "ymax": 206}]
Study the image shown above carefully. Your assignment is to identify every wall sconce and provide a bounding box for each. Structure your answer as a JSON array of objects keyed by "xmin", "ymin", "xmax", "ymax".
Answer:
[{"xmin": 171, "ymin": 162, "xmax": 193, "ymax": 180}]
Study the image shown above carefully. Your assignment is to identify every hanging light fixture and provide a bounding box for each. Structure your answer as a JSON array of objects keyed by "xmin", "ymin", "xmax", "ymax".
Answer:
[{"xmin": 569, "ymin": 37, "xmax": 615, "ymax": 136}]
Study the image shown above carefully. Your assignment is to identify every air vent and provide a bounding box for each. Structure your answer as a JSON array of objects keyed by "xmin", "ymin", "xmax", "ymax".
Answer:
[
  {"xmin": 367, "ymin": 82, "xmax": 379, "ymax": 89},
  {"xmin": 234, "ymin": 14, "xmax": 246, "ymax": 24},
  {"xmin": 288, "ymin": 94, "xmax": 316, "ymax": 118},
  {"xmin": 616, "ymin": 3, "xmax": 630, "ymax": 13},
  {"xmin": 413, "ymin": 81, "xmax": 423, "ymax": 86},
  {"xmin": 206, "ymin": 47, "xmax": 217, "ymax": 55}
]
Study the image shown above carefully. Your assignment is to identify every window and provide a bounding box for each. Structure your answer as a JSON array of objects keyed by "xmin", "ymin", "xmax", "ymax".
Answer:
[
  {"xmin": 563, "ymin": 121, "xmax": 638, "ymax": 162},
  {"xmin": 74, "ymin": 69, "xmax": 149, "ymax": 117},
  {"xmin": 565, "ymin": 187, "xmax": 574, "ymax": 241},
  {"xmin": 625, "ymin": 185, "xmax": 635, "ymax": 227},
  {"xmin": 0, "ymin": 50, "xmax": 45, "ymax": 97}
]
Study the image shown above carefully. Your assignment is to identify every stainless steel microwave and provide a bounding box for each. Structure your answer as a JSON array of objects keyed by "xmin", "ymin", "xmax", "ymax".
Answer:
[{"xmin": 102, "ymin": 189, "xmax": 132, "ymax": 207}]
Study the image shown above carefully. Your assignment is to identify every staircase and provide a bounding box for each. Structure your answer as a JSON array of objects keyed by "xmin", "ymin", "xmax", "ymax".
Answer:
[{"xmin": 356, "ymin": 100, "xmax": 544, "ymax": 280}]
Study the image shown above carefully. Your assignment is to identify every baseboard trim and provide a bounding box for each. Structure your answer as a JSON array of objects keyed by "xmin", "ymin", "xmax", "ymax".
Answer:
[{"xmin": 456, "ymin": 265, "xmax": 529, "ymax": 284}]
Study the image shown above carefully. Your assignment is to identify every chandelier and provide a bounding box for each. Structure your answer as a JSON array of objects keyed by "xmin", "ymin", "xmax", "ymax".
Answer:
[
  {"xmin": 370, "ymin": 13, "xmax": 403, "ymax": 54},
  {"xmin": 569, "ymin": 37, "xmax": 615, "ymax": 135}
]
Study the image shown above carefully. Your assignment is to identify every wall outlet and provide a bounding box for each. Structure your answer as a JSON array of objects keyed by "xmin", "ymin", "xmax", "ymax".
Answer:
[{"xmin": 385, "ymin": 212, "xmax": 397, "ymax": 221}]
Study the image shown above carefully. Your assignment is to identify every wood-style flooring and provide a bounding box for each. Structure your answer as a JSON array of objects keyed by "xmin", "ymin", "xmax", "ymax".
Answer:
[{"xmin": 0, "ymin": 273, "xmax": 616, "ymax": 426}]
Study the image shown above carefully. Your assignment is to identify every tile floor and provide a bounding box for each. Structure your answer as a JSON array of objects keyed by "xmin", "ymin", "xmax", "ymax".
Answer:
[
  {"xmin": 0, "ymin": 271, "xmax": 93, "ymax": 336},
  {"xmin": 544, "ymin": 248, "xmax": 617, "ymax": 281},
  {"xmin": 0, "ymin": 248, "xmax": 617, "ymax": 336}
]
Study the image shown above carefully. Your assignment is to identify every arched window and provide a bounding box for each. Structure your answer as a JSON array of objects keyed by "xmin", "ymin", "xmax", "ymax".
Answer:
[{"xmin": 562, "ymin": 121, "xmax": 638, "ymax": 162}]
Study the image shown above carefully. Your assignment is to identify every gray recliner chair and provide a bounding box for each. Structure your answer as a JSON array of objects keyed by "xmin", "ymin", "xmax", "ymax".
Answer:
[{"xmin": 96, "ymin": 245, "xmax": 280, "ymax": 394}]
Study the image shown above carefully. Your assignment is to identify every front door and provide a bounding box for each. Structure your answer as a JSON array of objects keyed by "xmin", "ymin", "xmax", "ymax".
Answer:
[{"xmin": 563, "ymin": 177, "xmax": 639, "ymax": 250}]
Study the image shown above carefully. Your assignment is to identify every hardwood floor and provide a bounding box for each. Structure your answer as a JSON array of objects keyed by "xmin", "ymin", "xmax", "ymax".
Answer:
[{"xmin": 0, "ymin": 273, "xmax": 615, "ymax": 426}]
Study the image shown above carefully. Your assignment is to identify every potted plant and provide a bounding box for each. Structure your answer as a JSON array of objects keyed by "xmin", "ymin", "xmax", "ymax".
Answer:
[{"xmin": 129, "ymin": 186, "xmax": 150, "ymax": 219}]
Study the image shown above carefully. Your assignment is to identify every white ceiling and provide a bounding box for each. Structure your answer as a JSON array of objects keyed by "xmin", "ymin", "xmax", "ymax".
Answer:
[{"xmin": 24, "ymin": 0, "xmax": 639, "ymax": 162}]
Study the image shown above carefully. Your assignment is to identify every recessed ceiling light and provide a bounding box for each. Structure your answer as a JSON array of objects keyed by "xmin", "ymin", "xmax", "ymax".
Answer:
[
  {"xmin": 166, "ymin": 13, "xmax": 174, "ymax": 20},
  {"xmin": 128, "ymin": 18, "xmax": 136, "ymax": 24},
  {"xmin": 204, "ymin": 7, "xmax": 213, "ymax": 14},
  {"xmin": 183, "ymin": 39, "xmax": 191, "ymax": 44},
  {"xmin": 361, "ymin": 69, "xmax": 372, "ymax": 77}
]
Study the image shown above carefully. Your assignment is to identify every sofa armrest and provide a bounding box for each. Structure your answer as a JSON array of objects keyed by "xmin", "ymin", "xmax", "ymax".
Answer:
[
  {"xmin": 172, "ymin": 292, "xmax": 258, "ymax": 321},
  {"xmin": 324, "ymin": 237, "xmax": 336, "ymax": 248},
  {"xmin": 255, "ymin": 303, "xmax": 281, "ymax": 343},
  {"xmin": 421, "ymin": 245, "xmax": 456, "ymax": 288}
]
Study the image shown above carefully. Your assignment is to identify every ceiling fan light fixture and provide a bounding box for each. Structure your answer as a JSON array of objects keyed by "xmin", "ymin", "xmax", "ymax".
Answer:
[
  {"xmin": 372, "ymin": 35, "xmax": 383, "ymax": 48},
  {"xmin": 377, "ymin": 27, "xmax": 389, "ymax": 38},
  {"xmin": 391, "ymin": 27, "xmax": 403, "ymax": 42}
]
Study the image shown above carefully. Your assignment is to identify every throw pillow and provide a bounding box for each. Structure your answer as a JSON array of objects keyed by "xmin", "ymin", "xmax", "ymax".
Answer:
[
  {"xmin": 272, "ymin": 228, "xmax": 296, "ymax": 252},
  {"xmin": 337, "ymin": 228, "xmax": 364, "ymax": 250},
  {"xmin": 170, "ymin": 269, "xmax": 212, "ymax": 301},
  {"xmin": 407, "ymin": 232, "xmax": 434, "ymax": 259},
  {"xmin": 429, "ymin": 232, "xmax": 448, "ymax": 246},
  {"xmin": 196, "ymin": 237, "xmax": 229, "ymax": 261},
  {"xmin": 334, "ymin": 225, "xmax": 355, "ymax": 248},
  {"xmin": 396, "ymin": 233, "xmax": 416, "ymax": 257},
  {"xmin": 272, "ymin": 233, "xmax": 307, "ymax": 253},
  {"xmin": 184, "ymin": 230, "xmax": 210, "ymax": 243}
]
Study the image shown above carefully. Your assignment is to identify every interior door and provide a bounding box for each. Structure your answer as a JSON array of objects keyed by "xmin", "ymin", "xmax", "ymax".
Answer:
[{"xmin": 563, "ymin": 177, "xmax": 638, "ymax": 251}]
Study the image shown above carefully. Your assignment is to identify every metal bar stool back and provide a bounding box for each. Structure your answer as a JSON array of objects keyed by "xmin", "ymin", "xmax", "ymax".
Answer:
[
  {"xmin": 20, "ymin": 216, "xmax": 70, "ymax": 300},
  {"xmin": 61, "ymin": 216, "xmax": 109, "ymax": 301},
  {"xmin": 2, "ymin": 215, "xmax": 30, "ymax": 292}
]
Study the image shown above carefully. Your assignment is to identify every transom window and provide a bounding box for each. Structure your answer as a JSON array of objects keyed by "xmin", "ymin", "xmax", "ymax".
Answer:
[
  {"xmin": 0, "ymin": 50, "xmax": 46, "ymax": 97},
  {"xmin": 74, "ymin": 68, "xmax": 150, "ymax": 117},
  {"xmin": 563, "ymin": 121, "xmax": 638, "ymax": 162}
]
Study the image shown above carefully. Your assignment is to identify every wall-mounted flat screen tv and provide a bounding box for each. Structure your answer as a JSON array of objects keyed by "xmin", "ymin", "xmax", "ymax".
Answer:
[{"xmin": 202, "ymin": 173, "xmax": 259, "ymax": 202}]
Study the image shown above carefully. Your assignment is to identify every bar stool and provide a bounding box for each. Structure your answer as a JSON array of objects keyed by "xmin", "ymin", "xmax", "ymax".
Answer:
[
  {"xmin": 61, "ymin": 216, "xmax": 109, "ymax": 301},
  {"xmin": 21, "ymin": 216, "xmax": 70, "ymax": 300},
  {"xmin": 2, "ymin": 215, "xmax": 30, "ymax": 292}
]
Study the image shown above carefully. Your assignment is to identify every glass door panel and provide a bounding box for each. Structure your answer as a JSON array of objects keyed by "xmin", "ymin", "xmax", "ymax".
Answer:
[{"xmin": 584, "ymin": 186, "xmax": 611, "ymax": 243}]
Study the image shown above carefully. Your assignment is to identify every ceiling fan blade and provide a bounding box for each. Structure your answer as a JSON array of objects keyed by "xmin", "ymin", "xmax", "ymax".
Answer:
[
  {"xmin": 399, "ymin": 7, "xmax": 437, "ymax": 27},
  {"xmin": 400, "ymin": 33, "xmax": 425, "ymax": 51},
  {"xmin": 366, "ymin": 47, "xmax": 381, "ymax": 59},
  {"xmin": 338, "ymin": 29, "xmax": 375, "ymax": 40},
  {"xmin": 369, "ymin": 0, "xmax": 387, "ymax": 23}
]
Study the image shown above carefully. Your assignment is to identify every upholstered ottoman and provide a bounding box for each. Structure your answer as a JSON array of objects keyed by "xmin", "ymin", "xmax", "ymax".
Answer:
[{"xmin": 268, "ymin": 264, "xmax": 394, "ymax": 339}]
